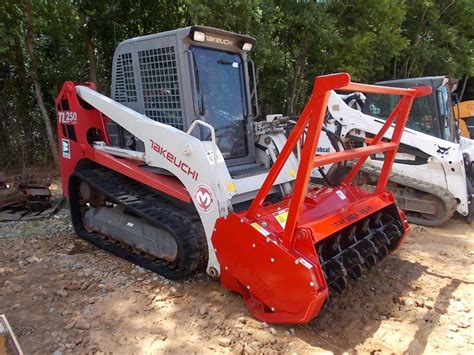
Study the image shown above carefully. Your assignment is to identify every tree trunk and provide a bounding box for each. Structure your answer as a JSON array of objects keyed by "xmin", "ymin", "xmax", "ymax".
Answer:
[
  {"xmin": 288, "ymin": 36, "xmax": 310, "ymax": 116},
  {"xmin": 24, "ymin": 0, "xmax": 59, "ymax": 169},
  {"xmin": 13, "ymin": 34, "xmax": 26, "ymax": 85},
  {"xmin": 459, "ymin": 75, "xmax": 468, "ymax": 102},
  {"xmin": 393, "ymin": 58, "xmax": 397, "ymax": 79},
  {"xmin": 78, "ymin": 8, "xmax": 98, "ymax": 88}
]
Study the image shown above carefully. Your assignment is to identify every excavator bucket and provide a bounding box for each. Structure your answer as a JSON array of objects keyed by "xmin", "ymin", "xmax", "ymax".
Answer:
[{"xmin": 212, "ymin": 73, "xmax": 431, "ymax": 324}]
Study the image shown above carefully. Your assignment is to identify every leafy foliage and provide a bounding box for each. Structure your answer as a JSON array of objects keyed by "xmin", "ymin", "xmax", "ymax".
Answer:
[{"xmin": 0, "ymin": 0, "xmax": 472, "ymax": 168}]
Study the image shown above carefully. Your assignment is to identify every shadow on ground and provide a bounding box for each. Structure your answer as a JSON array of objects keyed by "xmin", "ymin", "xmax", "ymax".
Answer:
[{"xmin": 1, "ymin": 212, "xmax": 473, "ymax": 354}]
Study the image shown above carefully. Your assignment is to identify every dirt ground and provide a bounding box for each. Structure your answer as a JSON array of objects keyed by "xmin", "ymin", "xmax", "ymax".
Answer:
[{"xmin": 0, "ymin": 186, "xmax": 473, "ymax": 354}]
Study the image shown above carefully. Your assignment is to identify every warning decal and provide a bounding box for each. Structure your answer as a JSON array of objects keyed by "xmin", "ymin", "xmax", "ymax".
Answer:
[{"xmin": 273, "ymin": 209, "xmax": 288, "ymax": 228}]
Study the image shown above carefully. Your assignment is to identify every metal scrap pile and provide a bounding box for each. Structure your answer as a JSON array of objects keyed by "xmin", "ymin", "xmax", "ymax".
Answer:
[{"xmin": 0, "ymin": 171, "xmax": 56, "ymax": 221}]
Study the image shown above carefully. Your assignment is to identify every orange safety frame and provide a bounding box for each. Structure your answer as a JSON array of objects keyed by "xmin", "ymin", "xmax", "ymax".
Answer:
[{"xmin": 246, "ymin": 72, "xmax": 431, "ymax": 249}]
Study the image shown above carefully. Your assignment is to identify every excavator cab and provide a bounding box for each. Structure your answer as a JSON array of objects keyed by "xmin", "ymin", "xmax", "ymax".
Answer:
[
  {"xmin": 109, "ymin": 26, "xmax": 258, "ymax": 167},
  {"xmin": 364, "ymin": 77, "xmax": 458, "ymax": 142}
]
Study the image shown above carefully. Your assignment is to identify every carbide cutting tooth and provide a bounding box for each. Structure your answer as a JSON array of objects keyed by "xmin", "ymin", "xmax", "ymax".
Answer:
[
  {"xmin": 371, "ymin": 231, "xmax": 390, "ymax": 260},
  {"xmin": 348, "ymin": 225, "xmax": 358, "ymax": 243},
  {"xmin": 371, "ymin": 212, "xmax": 383, "ymax": 228},
  {"xmin": 324, "ymin": 259, "xmax": 347, "ymax": 283},
  {"xmin": 348, "ymin": 264, "xmax": 362, "ymax": 280},
  {"xmin": 319, "ymin": 237, "xmax": 339, "ymax": 260},
  {"xmin": 355, "ymin": 241, "xmax": 377, "ymax": 271},
  {"xmin": 343, "ymin": 248, "xmax": 364, "ymax": 267},
  {"xmin": 364, "ymin": 253, "xmax": 377, "ymax": 270},
  {"xmin": 374, "ymin": 230, "xmax": 391, "ymax": 245},
  {"xmin": 360, "ymin": 218, "xmax": 370, "ymax": 233},
  {"xmin": 339, "ymin": 231, "xmax": 353, "ymax": 250},
  {"xmin": 317, "ymin": 244, "xmax": 326, "ymax": 265},
  {"xmin": 331, "ymin": 277, "xmax": 348, "ymax": 294},
  {"xmin": 355, "ymin": 243, "xmax": 371, "ymax": 260},
  {"xmin": 375, "ymin": 245, "xmax": 388, "ymax": 260},
  {"xmin": 385, "ymin": 223, "xmax": 402, "ymax": 241},
  {"xmin": 360, "ymin": 239, "xmax": 379, "ymax": 254},
  {"xmin": 334, "ymin": 233, "xmax": 343, "ymax": 254},
  {"xmin": 342, "ymin": 248, "xmax": 364, "ymax": 280}
]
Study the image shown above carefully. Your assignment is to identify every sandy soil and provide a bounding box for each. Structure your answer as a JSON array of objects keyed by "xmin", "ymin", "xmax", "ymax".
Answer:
[{"xmin": 0, "ymin": 200, "xmax": 473, "ymax": 354}]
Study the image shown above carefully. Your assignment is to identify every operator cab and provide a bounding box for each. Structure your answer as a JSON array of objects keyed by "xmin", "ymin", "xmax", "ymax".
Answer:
[
  {"xmin": 109, "ymin": 26, "xmax": 259, "ymax": 170},
  {"xmin": 363, "ymin": 76, "xmax": 458, "ymax": 142}
]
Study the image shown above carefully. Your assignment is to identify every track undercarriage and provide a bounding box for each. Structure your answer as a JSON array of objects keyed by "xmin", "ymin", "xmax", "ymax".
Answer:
[
  {"xmin": 327, "ymin": 162, "xmax": 458, "ymax": 226},
  {"xmin": 69, "ymin": 167, "xmax": 208, "ymax": 279}
]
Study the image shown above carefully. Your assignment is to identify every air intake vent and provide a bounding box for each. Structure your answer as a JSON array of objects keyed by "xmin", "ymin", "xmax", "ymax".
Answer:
[
  {"xmin": 114, "ymin": 53, "xmax": 137, "ymax": 102},
  {"xmin": 138, "ymin": 46, "xmax": 184, "ymax": 130}
]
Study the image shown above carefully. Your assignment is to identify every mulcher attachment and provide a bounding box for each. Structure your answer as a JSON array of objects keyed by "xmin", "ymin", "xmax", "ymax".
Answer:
[
  {"xmin": 317, "ymin": 206, "xmax": 404, "ymax": 294},
  {"xmin": 212, "ymin": 73, "xmax": 430, "ymax": 324}
]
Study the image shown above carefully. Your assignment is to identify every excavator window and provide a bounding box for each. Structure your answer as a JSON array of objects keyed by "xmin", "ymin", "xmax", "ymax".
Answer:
[
  {"xmin": 437, "ymin": 86, "xmax": 456, "ymax": 142},
  {"xmin": 190, "ymin": 46, "xmax": 249, "ymax": 160},
  {"xmin": 369, "ymin": 94, "xmax": 436, "ymax": 136}
]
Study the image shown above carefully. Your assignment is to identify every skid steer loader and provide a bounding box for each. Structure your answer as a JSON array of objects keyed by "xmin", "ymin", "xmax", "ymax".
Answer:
[
  {"xmin": 55, "ymin": 26, "xmax": 428, "ymax": 323},
  {"xmin": 317, "ymin": 76, "xmax": 474, "ymax": 226}
]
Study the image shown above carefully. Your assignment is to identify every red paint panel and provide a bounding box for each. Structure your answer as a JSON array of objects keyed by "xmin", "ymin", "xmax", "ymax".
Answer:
[{"xmin": 55, "ymin": 81, "xmax": 191, "ymax": 202}]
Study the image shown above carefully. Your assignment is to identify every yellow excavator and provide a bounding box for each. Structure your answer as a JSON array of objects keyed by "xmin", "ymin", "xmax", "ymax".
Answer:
[{"xmin": 454, "ymin": 100, "xmax": 474, "ymax": 139}]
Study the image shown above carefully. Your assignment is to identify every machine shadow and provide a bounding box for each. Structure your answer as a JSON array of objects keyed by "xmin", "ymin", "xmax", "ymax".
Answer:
[
  {"xmin": 297, "ymin": 256, "xmax": 427, "ymax": 352},
  {"xmin": 405, "ymin": 275, "xmax": 460, "ymax": 354},
  {"xmin": 153, "ymin": 254, "xmax": 427, "ymax": 354},
  {"xmin": 70, "ymin": 215, "xmax": 474, "ymax": 354}
]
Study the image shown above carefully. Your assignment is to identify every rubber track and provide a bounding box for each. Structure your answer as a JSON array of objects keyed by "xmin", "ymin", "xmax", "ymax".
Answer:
[
  {"xmin": 69, "ymin": 167, "xmax": 208, "ymax": 280},
  {"xmin": 359, "ymin": 164, "xmax": 457, "ymax": 226}
]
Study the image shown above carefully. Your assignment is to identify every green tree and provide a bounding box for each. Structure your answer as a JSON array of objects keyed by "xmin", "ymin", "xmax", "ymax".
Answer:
[{"xmin": 396, "ymin": 0, "xmax": 474, "ymax": 79}]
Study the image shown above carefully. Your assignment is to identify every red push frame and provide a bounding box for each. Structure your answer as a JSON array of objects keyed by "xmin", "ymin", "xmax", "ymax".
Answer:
[{"xmin": 246, "ymin": 72, "xmax": 431, "ymax": 249}]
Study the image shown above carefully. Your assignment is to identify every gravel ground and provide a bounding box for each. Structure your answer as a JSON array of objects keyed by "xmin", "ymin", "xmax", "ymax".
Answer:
[{"xmin": 0, "ymin": 201, "xmax": 473, "ymax": 354}]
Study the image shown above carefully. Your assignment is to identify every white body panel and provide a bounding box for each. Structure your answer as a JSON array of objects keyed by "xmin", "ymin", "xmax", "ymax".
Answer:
[{"xmin": 317, "ymin": 91, "xmax": 472, "ymax": 216}]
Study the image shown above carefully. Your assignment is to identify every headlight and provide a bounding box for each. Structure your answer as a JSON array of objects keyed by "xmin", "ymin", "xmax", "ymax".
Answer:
[
  {"xmin": 242, "ymin": 42, "xmax": 253, "ymax": 51},
  {"xmin": 193, "ymin": 31, "xmax": 205, "ymax": 42}
]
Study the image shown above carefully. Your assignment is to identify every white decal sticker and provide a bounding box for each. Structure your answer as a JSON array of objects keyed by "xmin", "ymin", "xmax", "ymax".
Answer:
[
  {"xmin": 58, "ymin": 111, "xmax": 78, "ymax": 124},
  {"xmin": 296, "ymin": 257, "xmax": 313, "ymax": 269},
  {"xmin": 336, "ymin": 190, "xmax": 347, "ymax": 200},
  {"xmin": 232, "ymin": 62, "xmax": 239, "ymax": 68},
  {"xmin": 126, "ymin": 222, "xmax": 134, "ymax": 227},
  {"xmin": 62, "ymin": 139, "xmax": 71, "ymax": 159},
  {"xmin": 194, "ymin": 184, "xmax": 214, "ymax": 213}
]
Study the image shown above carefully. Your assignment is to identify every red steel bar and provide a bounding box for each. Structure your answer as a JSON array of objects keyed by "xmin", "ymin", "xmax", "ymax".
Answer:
[
  {"xmin": 313, "ymin": 142, "xmax": 397, "ymax": 167},
  {"xmin": 343, "ymin": 96, "xmax": 405, "ymax": 184},
  {"xmin": 245, "ymin": 72, "xmax": 431, "ymax": 248},
  {"xmin": 283, "ymin": 90, "xmax": 330, "ymax": 245}
]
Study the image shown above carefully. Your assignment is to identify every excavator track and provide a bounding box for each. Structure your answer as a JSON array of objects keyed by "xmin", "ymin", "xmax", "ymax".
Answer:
[
  {"xmin": 359, "ymin": 164, "xmax": 457, "ymax": 226},
  {"xmin": 69, "ymin": 167, "xmax": 208, "ymax": 280}
]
